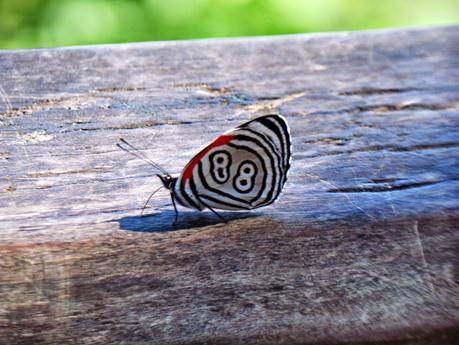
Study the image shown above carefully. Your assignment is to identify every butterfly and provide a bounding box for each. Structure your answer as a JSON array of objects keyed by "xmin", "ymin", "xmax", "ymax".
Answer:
[{"xmin": 118, "ymin": 114, "xmax": 291, "ymax": 221}]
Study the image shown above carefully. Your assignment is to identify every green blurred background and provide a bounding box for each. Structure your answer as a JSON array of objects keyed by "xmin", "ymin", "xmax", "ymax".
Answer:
[{"xmin": 1, "ymin": 0, "xmax": 458, "ymax": 49}]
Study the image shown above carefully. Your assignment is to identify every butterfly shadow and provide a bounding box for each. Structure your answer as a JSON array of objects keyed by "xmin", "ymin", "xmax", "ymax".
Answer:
[{"xmin": 116, "ymin": 209, "xmax": 259, "ymax": 233}]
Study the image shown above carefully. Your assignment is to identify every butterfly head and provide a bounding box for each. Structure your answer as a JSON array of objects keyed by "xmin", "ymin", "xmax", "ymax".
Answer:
[{"xmin": 157, "ymin": 174, "xmax": 177, "ymax": 190}]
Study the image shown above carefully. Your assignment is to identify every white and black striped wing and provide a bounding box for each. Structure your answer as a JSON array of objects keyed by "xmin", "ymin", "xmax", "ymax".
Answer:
[{"xmin": 173, "ymin": 114, "xmax": 291, "ymax": 210}]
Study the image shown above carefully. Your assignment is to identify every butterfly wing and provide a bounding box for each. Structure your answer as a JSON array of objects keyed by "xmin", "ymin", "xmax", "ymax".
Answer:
[{"xmin": 173, "ymin": 114, "xmax": 291, "ymax": 210}]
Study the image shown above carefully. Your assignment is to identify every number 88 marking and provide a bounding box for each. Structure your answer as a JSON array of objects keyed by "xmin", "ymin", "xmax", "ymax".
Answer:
[
  {"xmin": 233, "ymin": 160, "xmax": 257, "ymax": 193},
  {"xmin": 209, "ymin": 150, "xmax": 232, "ymax": 184}
]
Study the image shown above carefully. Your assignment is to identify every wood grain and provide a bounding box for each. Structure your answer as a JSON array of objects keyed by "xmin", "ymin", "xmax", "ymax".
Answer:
[{"xmin": 0, "ymin": 26, "xmax": 458, "ymax": 344}]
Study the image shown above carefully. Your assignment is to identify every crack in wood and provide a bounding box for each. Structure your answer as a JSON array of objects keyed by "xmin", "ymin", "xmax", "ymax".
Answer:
[
  {"xmin": 26, "ymin": 167, "xmax": 110, "ymax": 178},
  {"xmin": 339, "ymin": 87, "xmax": 420, "ymax": 96},
  {"xmin": 309, "ymin": 101, "xmax": 459, "ymax": 116},
  {"xmin": 327, "ymin": 180, "xmax": 441, "ymax": 193},
  {"xmin": 303, "ymin": 137, "xmax": 350, "ymax": 146},
  {"xmin": 95, "ymin": 87, "xmax": 146, "ymax": 92},
  {"xmin": 298, "ymin": 141, "xmax": 459, "ymax": 158},
  {"xmin": 339, "ymin": 85, "xmax": 459, "ymax": 96},
  {"xmin": 394, "ymin": 142, "xmax": 459, "ymax": 151},
  {"xmin": 355, "ymin": 102, "xmax": 459, "ymax": 113},
  {"xmin": 370, "ymin": 178, "xmax": 401, "ymax": 183},
  {"xmin": 60, "ymin": 119, "xmax": 193, "ymax": 133},
  {"xmin": 193, "ymin": 94, "xmax": 253, "ymax": 105},
  {"xmin": 0, "ymin": 95, "xmax": 109, "ymax": 117}
]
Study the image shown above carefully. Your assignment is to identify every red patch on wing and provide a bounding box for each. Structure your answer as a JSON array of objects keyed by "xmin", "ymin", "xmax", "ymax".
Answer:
[{"xmin": 181, "ymin": 135, "xmax": 234, "ymax": 187}]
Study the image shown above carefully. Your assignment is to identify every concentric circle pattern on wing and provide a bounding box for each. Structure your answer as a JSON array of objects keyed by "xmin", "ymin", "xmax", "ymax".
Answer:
[{"xmin": 174, "ymin": 114, "xmax": 292, "ymax": 211}]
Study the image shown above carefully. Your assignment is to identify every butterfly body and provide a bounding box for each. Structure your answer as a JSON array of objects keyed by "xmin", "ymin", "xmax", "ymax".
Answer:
[{"xmin": 159, "ymin": 114, "xmax": 291, "ymax": 214}]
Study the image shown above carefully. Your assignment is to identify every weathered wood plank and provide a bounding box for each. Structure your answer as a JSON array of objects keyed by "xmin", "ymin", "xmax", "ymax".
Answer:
[{"xmin": 0, "ymin": 26, "xmax": 458, "ymax": 344}]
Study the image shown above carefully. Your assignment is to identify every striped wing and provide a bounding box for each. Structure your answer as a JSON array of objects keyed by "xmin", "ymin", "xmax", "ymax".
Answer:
[{"xmin": 174, "ymin": 114, "xmax": 291, "ymax": 210}]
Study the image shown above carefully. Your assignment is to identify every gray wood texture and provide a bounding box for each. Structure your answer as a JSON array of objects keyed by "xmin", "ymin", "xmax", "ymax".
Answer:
[{"xmin": 1, "ymin": 26, "xmax": 458, "ymax": 344}]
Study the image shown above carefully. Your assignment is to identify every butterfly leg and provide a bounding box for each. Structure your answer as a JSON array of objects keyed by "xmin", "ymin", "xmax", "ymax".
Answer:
[
  {"xmin": 140, "ymin": 185, "xmax": 164, "ymax": 217},
  {"xmin": 171, "ymin": 193, "xmax": 179, "ymax": 224},
  {"xmin": 208, "ymin": 206, "xmax": 226, "ymax": 222},
  {"xmin": 197, "ymin": 195, "xmax": 226, "ymax": 222}
]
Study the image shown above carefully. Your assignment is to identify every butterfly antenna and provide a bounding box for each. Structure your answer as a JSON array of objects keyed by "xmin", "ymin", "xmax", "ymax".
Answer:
[
  {"xmin": 140, "ymin": 185, "xmax": 165, "ymax": 216},
  {"xmin": 117, "ymin": 138, "xmax": 170, "ymax": 176}
]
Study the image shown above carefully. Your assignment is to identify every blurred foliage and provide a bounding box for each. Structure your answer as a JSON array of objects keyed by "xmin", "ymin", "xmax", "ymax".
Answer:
[{"xmin": 0, "ymin": 0, "xmax": 458, "ymax": 48}]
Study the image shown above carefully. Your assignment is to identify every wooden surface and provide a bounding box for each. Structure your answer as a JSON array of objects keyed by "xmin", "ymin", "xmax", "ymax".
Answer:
[{"xmin": 1, "ymin": 26, "xmax": 458, "ymax": 344}]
